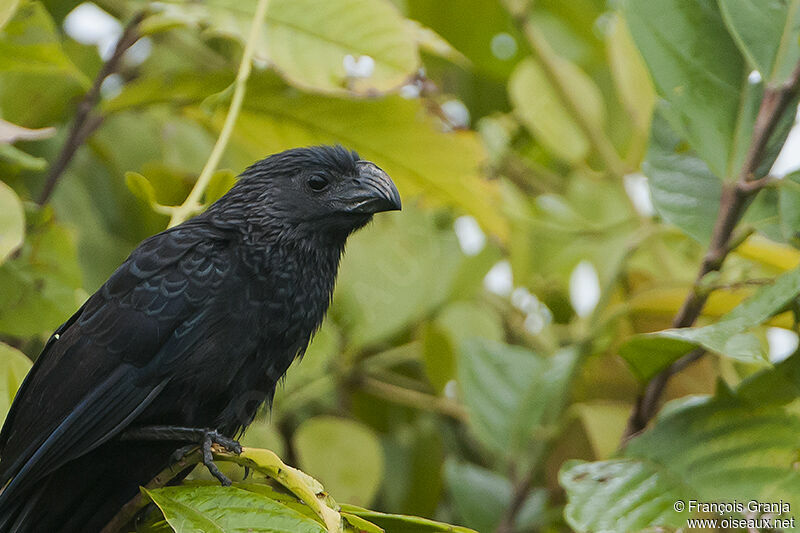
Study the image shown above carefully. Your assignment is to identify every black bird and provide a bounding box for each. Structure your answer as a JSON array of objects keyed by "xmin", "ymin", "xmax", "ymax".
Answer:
[{"xmin": 0, "ymin": 145, "xmax": 401, "ymax": 532}]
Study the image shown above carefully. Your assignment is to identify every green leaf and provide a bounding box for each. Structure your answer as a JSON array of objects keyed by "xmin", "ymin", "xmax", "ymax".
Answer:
[
  {"xmin": 562, "ymin": 375, "xmax": 800, "ymax": 532},
  {"xmin": 422, "ymin": 302, "xmax": 503, "ymax": 392},
  {"xmin": 509, "ymin": 57, "xmax": 604, "ymax": 164},
  {"xmin": 145, "ymin": 0, "xmax": 419, "ymax": 94},
  {"xmin": 605, "ymin": 13, "xmax": 655, "ymax": 136},
  {"xmin": 622, "ymin": 266, "xmax": 800, "ymax": 379},
  {"xmin": 0, "ymin": 217, "xmax": 83, "ymax": 337},
  {"xmin": 145, "ymin": 485, "xmax": 326, "ymax": 533},
  {"xmin": 111, "ymin": 72, "xmax": 506, "ymax": 237},
  {"xmin": 342, "ymin": 513, "xmax": 383, "ymax": 533},
  {"xmin": 718, "ymin": 0, "xmax": 800, "ymax": 85},
  {"xmin": 334, "ymin": 207, "xmax": 463, "ymax": 350},
  {"xmin": 0, "ymin": 342, "xmax": 32, "ymax": 426},
  {"xmin": 457, "ymin": 341, "xmax": 579, "ymax": 461},
  {"xmin": 266, "ymin": 0, "xmax": 419, "ymax": 94},
  {"xmin": 293, "ymin": 416, "xmax": 384, "ymax": 507},
  {"xmin": 203, "ymin": 169, "xmax": 237, "ymax": 204},
  {"xmin": 644, "ymin": 114, "xmax": 722, "ymax": 244},
  {"xmin": 0, "ymin": 2, "xmax": 89, "ymax": 126},
  {"xmin": 340, "ymin": 505, "xmax": 477, "ymax": 533},
  {"xmin": 125, "ymin": 171, "xmax": 160, "ymax": 207},
  {"xmin": 572, "ymin": 402, "xmax": 634, "ymax": 459},
  {"xmin": 778, "ymin": 171, "xmax": 800, "ymax": 244},
  {"xmin": 618, "ymin": 335, "xmax": 698, "ymax": 382},
  {"xmin": 0, "ymin": 0, "xmax": 20, "ymax": 31},
  {"xmin": 443, "ymin": 460, "xmax": 511, "ymax": 532},
  {"xmin": 407, "ymin": 19, "xmax": 468, "ymax": 66},
  {"xmin": 561, "ymin": 458, "xmax": 686, "ymax": 532},
  {"xmin": 625, "ymin": 0, "xmax": 750, "ymax": 179},
  {"xmin": 0, "ymin": 181, "xmax": 24, "ymax": 265}
]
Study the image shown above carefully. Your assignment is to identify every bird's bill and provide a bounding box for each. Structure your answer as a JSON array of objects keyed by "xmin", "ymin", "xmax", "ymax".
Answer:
[{"xmin": 343, "ymin": 161, "xmax": 402, "ymax": 214}]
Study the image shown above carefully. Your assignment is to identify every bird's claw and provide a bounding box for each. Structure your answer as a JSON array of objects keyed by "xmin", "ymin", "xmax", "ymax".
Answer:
[{"xmin": 200, "ymin": 429, "xmax": 241, "ymax": 487}]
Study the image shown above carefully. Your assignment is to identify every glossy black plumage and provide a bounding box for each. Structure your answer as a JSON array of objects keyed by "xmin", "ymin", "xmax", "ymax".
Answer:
[{"xmin": 0, "ymin": 145, "xmax": 401, "ymax": 532}]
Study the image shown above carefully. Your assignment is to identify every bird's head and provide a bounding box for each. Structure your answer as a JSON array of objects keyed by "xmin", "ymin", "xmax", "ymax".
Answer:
[{"xmin": 208, "ymin": 145, "xmax": 401, "ymax": 240}]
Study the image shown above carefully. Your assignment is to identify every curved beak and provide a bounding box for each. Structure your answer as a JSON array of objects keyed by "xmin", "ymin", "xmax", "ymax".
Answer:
[{"xmin": 343, "ymin": 161, "xmax": 402, "ymax": 214}]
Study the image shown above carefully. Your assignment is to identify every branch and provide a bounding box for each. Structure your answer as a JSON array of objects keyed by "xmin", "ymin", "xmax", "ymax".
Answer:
[
  {"xmin": 166, "ymin": 0, "xmax": 270, "ymax": 227},
  {"xmin": 37, "ymin": 11, "xmax": 146, "ymax": 205},
  {"xmin": 356, "ymin": 375, "xmax": 468, "ymax": 421},
  {"xmin": 622, "ymin": 60, "xmax": 800, "ymax": 441}
]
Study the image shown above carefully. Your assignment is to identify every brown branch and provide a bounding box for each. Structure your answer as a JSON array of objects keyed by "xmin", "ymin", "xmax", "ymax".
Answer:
[
  {"xmin": 37, "ymin": 11, "xmax": 146, "ymax": 205},
  {"xmin": 622, "ymin": 60, "xmax": 800, "ymax": 441},
  {"xmin": 494, "ymin": 471, "xmax": 534, "ymax": 533}
]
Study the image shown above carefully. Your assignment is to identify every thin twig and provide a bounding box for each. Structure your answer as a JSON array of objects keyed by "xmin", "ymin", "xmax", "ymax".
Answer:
[
  {"xmin": 622, "ymin": 59, "xmax": 800, "ymax": 441},
  {"xmin": 495, "ymin": 471, "xmax": 534, "ymax": 533},
  {"xmin": 357, "ymin": 375, "xmax": 468, "ymax": 421},
  {"xmin": 37, "ymin": 12, "xmax": 146, "ymax": 205},
  {"xmin": 166, "ymin": 0, "xmax": 270, "ymax": 227}
]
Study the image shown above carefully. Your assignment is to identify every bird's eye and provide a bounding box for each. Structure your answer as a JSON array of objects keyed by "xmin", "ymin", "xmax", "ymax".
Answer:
[{"xmin": 307, "ymin": 175, "xmax": 329, "ymax": 191}]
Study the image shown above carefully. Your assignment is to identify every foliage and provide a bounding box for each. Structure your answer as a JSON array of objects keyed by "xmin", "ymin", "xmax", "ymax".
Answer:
[{"xmin": 3, "ymin": 0, "xmax": 800, "ymax": 531}]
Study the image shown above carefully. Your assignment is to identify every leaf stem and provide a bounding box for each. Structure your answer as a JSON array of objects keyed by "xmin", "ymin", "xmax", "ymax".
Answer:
[
  {"xmin": 167, "ymin": 0, "xmax": 270, "ymax": 227},
  {"xmin": 622, "ymin": 59, "xmax": 800, "ymax": 441}
]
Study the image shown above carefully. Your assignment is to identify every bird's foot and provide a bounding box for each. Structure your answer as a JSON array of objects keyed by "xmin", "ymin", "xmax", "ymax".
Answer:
[
  {"xmin": 120, "ymin": 425, "xmax": 242, "ymax": 486},
  {"xmin": 200, "ymin": 429, "xmax": 242, "ymax": 486}
]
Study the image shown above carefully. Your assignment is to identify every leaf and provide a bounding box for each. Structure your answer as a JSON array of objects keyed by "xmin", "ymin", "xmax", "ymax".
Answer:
[
  {"xmin": 0, "ymin": 181, "xmax": 24, "ymax": 265},
  {"xmin": 422, "ymin": 301, "xmax": 503, "ymax": 392},
  {"xmin": 203, "ymin": 169, "xmax": 237, "ymax": 204},
  {"xmin": 342, "ymin": 513, "xmax": 383, "ymax": 533},
  {"xmin": 333, "ymin": 207, "xmax": 463, "ymax": 350},
  {"xmin": 779, "ymin": 171, "xmax": 800, "ymax": 244},
  {"xmin": 340, "ymin": 505, "xmax": 477, "ymax": 533},
  {"xmin": 572, "ymin": 402, "xmax": 634, "ymax": 459},
  {"xmin": 457, "ymin": 340, "xmax": 579, "ymax": 461},
  {"xmin": 0, "ymin": 342, "xmax": 32, "ymax": 427},
  {"xmin": 293, "ymin": 416, "xmax": 384, "ymax": 507},
  {"xmin": 0, "ymin": 2, "xmax": 89, "ymax": 126},
  {"xmin": 644, "ymin": 113, "xmax": 721, "ymax": 244},
  {"xmin": 509, "ymin": 57, "xmax": 604, "ymax": 164},
  {"xmin": 718, "ymin": 0, "xmax": 800, "ymax": 85},
  {"xmin": 625, "ymin": 0, "xmax": 751, "ymax": 179},
  {"xmin": 561, "ymin": 458, "xmax": 686, "ymax": 532},
  {"xmin": 562, "ymin": 378, "xmax": 800, "ymax": 532},
  {"xmin": 605, "ymin": 13, "xmax": 654, "ymax": 136},
  {"xmin": 0, "ymin": 217, "xmax": 83, "ymax": 337},
  {"xmin": 0, "ymin": 0, "xmax": 20, "ymax": 31},
  {"xmin": 145, "ymin": 485, "xmax": 326, "ymax": 533},
  {"xmin": 110, "ymin": 71, "xmax": 506, "ymax": 237},
  {"xmin": 145, "ymin": 0, "xmax": 419, "ymax": 94},
  {"xmin": 443, "ymin": 460, "xmax": 511, "ymax": 533},
  {"xmin": 266, "ymin": 0, "xmax": 419, "ymax": 94},
  {"xmin": 406, "ymin": 20, "xmax": 468, "ymax": 66},
  {"xmin": 621, "ymin": 266, "xmax": 800, "ymax": 380}
]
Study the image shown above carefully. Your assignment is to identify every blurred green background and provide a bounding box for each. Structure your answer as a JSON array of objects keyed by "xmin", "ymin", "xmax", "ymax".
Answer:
[{"xmin": 3, "ymin": 0, "xmax": 800, "ymax": 531}]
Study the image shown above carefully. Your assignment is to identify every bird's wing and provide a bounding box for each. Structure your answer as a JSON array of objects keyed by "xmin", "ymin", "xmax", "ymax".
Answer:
[{"xmin": 0, "ymin": 222, "xmax": 234, "ymax": 500}]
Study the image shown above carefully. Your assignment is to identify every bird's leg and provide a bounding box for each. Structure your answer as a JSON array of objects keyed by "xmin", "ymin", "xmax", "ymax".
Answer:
[{"xmin": 119, "ymin": 425, "xmax": 242, "ymax": 486}]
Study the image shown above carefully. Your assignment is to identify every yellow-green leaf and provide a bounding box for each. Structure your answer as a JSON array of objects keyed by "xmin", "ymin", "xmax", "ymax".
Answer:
[{"xmin": 509, "ymin": 58, "xmax": 604, "ymax": 164}]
